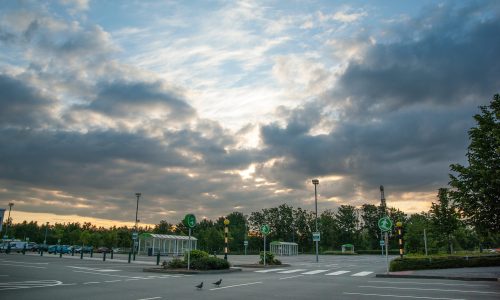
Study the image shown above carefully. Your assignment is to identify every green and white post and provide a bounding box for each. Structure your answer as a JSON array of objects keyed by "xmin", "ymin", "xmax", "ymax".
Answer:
[
  {"xmin": 184, "ymin": 214, "xmax": 196, "ymax": 270},
  {"xmin": 261, "ymin": 224, "xmax": 270, "ymax": 266},
  {"xmin": 378, "ymin": 216, "xmax": 393, "ymax": 273}
]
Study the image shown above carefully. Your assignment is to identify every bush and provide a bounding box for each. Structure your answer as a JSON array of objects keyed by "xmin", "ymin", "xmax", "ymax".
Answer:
[
  {"xmin": 323, "ymin": 251, "xmax": 358, "ymax": 255},
  {"xmin": 191, "ymin": 256, "xmax": 230, "ymax": 270},
  {"xmin": 185, "ymin": 249, "xmax": 209, "ymax": 262},
  {"xmin": 167, "ymin": 258, "xmax": 187, "ymax": 269},
  {"xmin": 357, "ymin": 249, "xmax": 401, "ymax": 255},
  {"xmin": 259, "ymin": 251, "xmax": 282, "ymax": 265},
  {"xmin": 390, "ymin": 255, "xmax": 500, "ymax": 271}
]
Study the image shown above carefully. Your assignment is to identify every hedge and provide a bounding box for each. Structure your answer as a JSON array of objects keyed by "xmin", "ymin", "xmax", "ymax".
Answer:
[{"xmin": 390, "ymin": 255, "xmax": 500, "ymax": 272}]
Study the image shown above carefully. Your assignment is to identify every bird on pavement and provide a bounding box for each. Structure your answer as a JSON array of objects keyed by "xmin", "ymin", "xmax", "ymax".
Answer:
[
  {"xmin": 195, "ymin": 282, "xmax": 203, "ymax": 290},
  {"xmin": 212, "ymin": 278, "xmax": 222, "ymax": 287}
]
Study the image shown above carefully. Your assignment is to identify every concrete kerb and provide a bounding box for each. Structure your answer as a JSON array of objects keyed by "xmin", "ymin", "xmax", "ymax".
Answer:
[{"xmin": 375, "ymin": 273, "xmax": 499, "ymax": 282}]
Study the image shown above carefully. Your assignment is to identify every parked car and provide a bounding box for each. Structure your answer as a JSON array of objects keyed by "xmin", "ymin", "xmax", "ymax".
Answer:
[
  {"xmin": 26, "ymin": 242, "xmax": 39, "ymax": 252},
  {"xmin": 75, "ymin": 246, "xmax": 93, "ymax": 253},
  {"xmin": 96, "ymin": 247, "xmax": 110, "ymax": 253},
  {"xmin": 48, "ymin": 245, "xmax": 71, "ymax": 254}
]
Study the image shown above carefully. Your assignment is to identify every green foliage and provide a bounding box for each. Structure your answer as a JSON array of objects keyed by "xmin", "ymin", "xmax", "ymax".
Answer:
[
  {"xmin": 185, "ymin": 249, "xmax": 209, "ymax": 261},
  {"xmin": 190, "ymin": 256, "xmax": 230, "ymax": 270},
  {"xmin": 429, "ymin": 188, "xmax": 461, "ymax": 254},
  {"xmin": 390, "ymin": 255, "xmax": 500, "ymax": 272},
  {"xmin": 322, "ymin": 251, "xmax": 358, "ymax": 255},
  {"xmin": 167, "ymin": 258, "xmax": 187, "ymax": 269},
  {"xmin": 259, "ymin": 251, "xmax": 282, "ymax": 265},
  {"xmin": 449, "ymin": 94, "xmax": 500, "ymax": 234}
]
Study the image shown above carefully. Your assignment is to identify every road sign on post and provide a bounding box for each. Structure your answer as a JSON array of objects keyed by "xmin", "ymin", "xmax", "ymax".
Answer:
[
  {"xmin": 261, "ymin": 224, "xmax": 270, "ymax": 266},
  {"xmin": 184, "ymin": 214, "xmax": 196, "ymax": 270},
  {"xmin": 378, "ymin": 217, "xmax": 393, "ymax": 232},
  {"xmin": 313, "ymin": 232, "xmax": 321, "ymax": 242}
]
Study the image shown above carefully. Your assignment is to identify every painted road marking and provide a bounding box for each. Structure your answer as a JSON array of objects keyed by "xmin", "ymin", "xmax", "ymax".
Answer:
[
  {"xmin": 277, "ymin": 269, "xmax": 307, "ymax": 274},
  {"xmin": 255, "ymin": 268, "xmax": 287, "ymax": 273},
  {"xmin": 0, "ymin": 280, "xmax": 63, "ymax": 291},
  {"xmin": 343, "ymin": 292, "xmax": 465, "ymax": 300},
  {"xmin": 68, "ymin": 266, "xmax": 120, "ymax": 272},
  {"xmin": 209, "ymin": 281, "xmax": 262, "ymax": 291},
  {"xmin": 359, "ymin": 286, "xmax": 500, "ymax": 295},
  {"xmin": 138, "ymin": 297, "xmax": 161, "ymax": 300},
  {"xmin": 326, "ymin": 270, "xmax": 350, "ymax": 276},
  {"xmin": 352, "ymin": 271, "xmax": 373, "ymax": 276},
  {"xmin": 301, "ymin": 270, "xmax": 329, "ymax": 275},
  {"xmin": 0, "ymin": 262, "xmax": 46, "ymax": 269},
  {"xmin": 279, "ymin": 275, "xmax": 304, "ymax": 280}
]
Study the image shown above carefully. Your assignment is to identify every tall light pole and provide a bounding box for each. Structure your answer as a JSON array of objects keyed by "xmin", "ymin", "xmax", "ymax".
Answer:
[
  {"xmin": 312, "ymin": 179, "xmax": 319, "ymax": 263},
  {"xmin": 5, "ymin": 202, "xmax": 14, "ymax": 239},
  {"xmin": 134, "ymin": 193, "xmax": 141, "ymax": 258},
  {"xmin": 44, "ymin": 222, "xmax": 49, "ymax": 245}
]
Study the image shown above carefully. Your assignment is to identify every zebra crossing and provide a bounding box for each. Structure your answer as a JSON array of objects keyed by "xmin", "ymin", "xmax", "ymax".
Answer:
[{"xmin": 255, "ymin": 268, "xmax": 373, "ymax": 277}]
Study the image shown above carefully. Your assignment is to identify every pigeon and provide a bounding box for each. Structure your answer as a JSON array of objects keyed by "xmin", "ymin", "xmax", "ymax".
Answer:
[
  {"xmin": 212, "ymin": 278, "xmax": 222, "ymax": 287},
  {"xmin": 195, "ymin": 282, "xmax": 203, "ymax": 290}
]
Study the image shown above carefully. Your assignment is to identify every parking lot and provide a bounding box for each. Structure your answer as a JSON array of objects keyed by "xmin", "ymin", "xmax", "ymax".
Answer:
[{"xmin": 1, "ymin": 252, "xmax": 499, "ymax": 300}]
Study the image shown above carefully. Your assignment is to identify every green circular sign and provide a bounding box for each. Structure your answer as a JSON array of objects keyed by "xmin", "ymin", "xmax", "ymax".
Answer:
[
  {"xmin": 261, "ymin": 224, "xmax": 270, "ymax": 235},
  {"xmin": 184, "ymin": 214, "xmax": 196, "ymax": 228},
  {"xmin": 378, "ymin": 217, "xmax": 393, "ymax": 232}
]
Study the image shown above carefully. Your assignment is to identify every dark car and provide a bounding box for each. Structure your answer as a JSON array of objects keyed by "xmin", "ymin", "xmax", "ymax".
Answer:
[
  {"xmin": 96, "ymin": 247, "xmax": 110, "ymax": 253},
  {"xmin": 75, "ymin": 246, "xmax": 93, "ymax": 253}
]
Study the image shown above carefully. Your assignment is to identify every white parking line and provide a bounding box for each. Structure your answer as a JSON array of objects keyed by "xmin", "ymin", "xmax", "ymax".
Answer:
[
  {"xmin": 0, "ymin": 263, "xmax": 46, "ymax": 269},
  {"xmin": 359, "ymin": 286, "xmax": 500, "ymax": 295},
  {"xmin": 137, "ymin": 297, "xmax": 161, "ymax": 300},
  {"xmin": 343, "ymin": 292, "xmax": 465, "ymax": 300},
  {"xmin": 301, "ymin": 270, "xmax": 329, "ymax": 275},
  {"xmin": 255, "ymin": 268, "xmax": 287, "ymax": 273},
  {"xmin": 209, "ymin": 281, "xmax": 262, "ymax": 291},
  {"xmin": 326, "ymin": 270, "xmax": 350, "ymax": 276},
  {"xmin": 279, "ymin": 275, "xmax": 304, "ymax": 280},
  {"xmin": 277, "ymin": 269, "xmax": 307, "ymax": 274},
  {"xmin": 83, "ymin": 282, "xmax": 101, "ymax": 285},
  {"xmin": 352, "ymin": 271, "xmax": 373, "ymax": 276}
]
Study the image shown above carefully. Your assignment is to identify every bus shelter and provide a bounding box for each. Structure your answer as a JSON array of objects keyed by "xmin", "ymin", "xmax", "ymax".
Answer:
[
  {"xmin": 138, "ymin": 233, "xmax": 197, "ymax": 256},
  {"xmin": 341, "ymin": 243, "xmax": 355, "ymax": 253},
  {"xmin": 270, "ymin": 241, "xmax": 298, "ymax": 256}
]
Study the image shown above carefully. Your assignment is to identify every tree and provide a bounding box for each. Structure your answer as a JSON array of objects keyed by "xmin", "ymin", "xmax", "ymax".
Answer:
[
  {"xmin": 430, "ymin": 188, "xmax": 461, "ymax": 254},
  {"xmin": 449, "ymin": 94, "xmax": 500, "ymax": 234},
  {"xmin": 336, "ymin": 205, "xmax": 358, "ymax": 245},
  {"xmin": 360, "ymin": 204, "xmax": 381, "ymax": 249}
]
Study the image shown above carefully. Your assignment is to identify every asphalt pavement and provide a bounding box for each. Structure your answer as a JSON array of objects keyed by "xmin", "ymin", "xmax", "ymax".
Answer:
[{"xmin": 1, "ymin": 252, "xmax": 499, "ymax": 300}]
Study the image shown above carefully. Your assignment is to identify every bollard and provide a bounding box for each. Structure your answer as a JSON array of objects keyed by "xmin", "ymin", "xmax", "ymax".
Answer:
[
  {"xmin": 103, "ymin": 252, "xmax": 106, "ymax": 262},
  {"xmin": 22, "ymin": 245, "xmax": 26, "ymax": 255},
  {"xmin": 40, "ymin": 249, "xmax": 43, "ymax": 256},
  {"xmin": 128, "ymin": 252, "xmax": 132, "ymax": 263},
  {"xmin": 80, "ymin": 250, "xmax": 83, "ymax": 259},
  {"xmin": 59, "ymin": 251, "xmax": 62, "ymax": 258},
  {"xmin": 156, "ymin": 252, "xmax": 160, "ymax": 265},
  {"xmin": 111, "ymin": 249, "xmax": 114, "ymax": 259},
  {"xmin": 90, "ymin": 248, "xmax": 93, "ymax": 258},
  {"xmin": 133, "ymin": 251, "xmax": 136, "ymax": 261},
  {"xmin": 72, "ymin": 248, "xmax": 75, "ymax": 256}
]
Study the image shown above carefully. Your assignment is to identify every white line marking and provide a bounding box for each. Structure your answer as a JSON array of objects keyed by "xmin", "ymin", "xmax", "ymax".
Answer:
[
  {"xmin": 352, "ymin": 271, "xmax": 373, "ymax": 276},
  {"xmin": 0, "ymin": 260, "xmax": 49, "ymax": 265},
  {"xmin": 359, "ymin": 286, "xmax": 500, "ymax": 295},
  {"xmin": 68, "ymin": 266, "xmax": 120, "ymax": 272},
  {"xmin": 277, "ymin": 269, "xmax": 307, "ymax": 274},
  {"xmin": 104, "ymin": 280, "xmax": 122, "ymax": 283},
  {"xmin": 83, "ymin": 282, "xmax": 100, "ymax": 285},
  {"xmin": 209, "ymin": 281, "xmax": 262, "ymax": 291},
  {"xmin": 343, "ymin": 292, "xmax": 465, "ymax": 300},
  {"xmin": 301, "ymin": 269, "xmax": 329, "ymax": 275},
  {"xmin": 137, "ymin": 297, "xmax": 161, "ymax": 300},
  {"xmin": 255, "ymin": 268, "xmax": 286, "ymax": 273},
  {"xmin": 367, "ymin": 280, "xmax": 489, "ymax": 287},
  {"xmin": 326, "ymin": 270, "xmax": 350, "ymax": 276},
  {"xmin": 0, "ymin": 263, "xmax": 46, "ymax": 269},
  {"xmin": 279, "ymin": 275, "xmax": 304, "ymax": 280},
  {"xmin": 125, "ymin": 278, "xmax": 142, "ymax": 281},
  {"xmin": 71, "ymin": 270, "xmax": 144, "ymax": 279}
]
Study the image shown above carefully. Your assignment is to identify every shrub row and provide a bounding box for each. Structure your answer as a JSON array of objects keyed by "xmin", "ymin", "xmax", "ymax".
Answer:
[
  {"xmin": 166, "ymin": 250, "xmax": 229, "ymax": 270},
  {"xmin": 390, "ymin": 255, "xmax": 500, "ymax": 272}
]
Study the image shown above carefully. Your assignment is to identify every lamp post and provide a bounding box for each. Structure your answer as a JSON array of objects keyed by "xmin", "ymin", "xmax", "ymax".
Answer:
[
  {"xmin": 312, "ymin": 179, "xmax": 319, "ymax": 263},
  {"xmin": 5, "ymin": 202, "xmax": 14, "ymax": 239},
  {"xmin": 44, "ymin": 222, "xmax": 49, "ymax": 245},
  {"xmin": 133, "ymin": 193, "xmax": 141, "ymax": 259}
]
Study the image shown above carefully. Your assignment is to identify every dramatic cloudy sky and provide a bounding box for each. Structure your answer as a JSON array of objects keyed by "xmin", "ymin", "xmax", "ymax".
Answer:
[{"xmin": 1, "ymin": 0, "xmax": 498, "ymax": 227}]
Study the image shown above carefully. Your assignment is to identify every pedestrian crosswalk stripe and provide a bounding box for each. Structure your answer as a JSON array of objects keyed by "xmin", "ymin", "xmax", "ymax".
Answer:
[
  {"xmin": 277, "ymin": 269, "xmax": 307, "ymax": 274},
  {"xmin": 255, "ymin": 268, "xmax": 287, "ymax": 273},
  {"xmin": 351, "ymin": 271, "xmax": 373, "ymax": 276},
  {"xmin": 301, "ymin": 270, "xmax": 329, "ymax": 275},
  {"xmin": 325, "ymin": 270, "xmax": 350, "ymax": 276}
]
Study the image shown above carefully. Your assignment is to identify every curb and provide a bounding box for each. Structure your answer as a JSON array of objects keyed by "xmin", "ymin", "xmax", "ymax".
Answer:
[
  {"xmin": 233, "ymin": 264, "xmax": 291, "ymax": 268},
  {"xmin": 375, "ymin": 273, "xmax": 499, "ymax": 282}
]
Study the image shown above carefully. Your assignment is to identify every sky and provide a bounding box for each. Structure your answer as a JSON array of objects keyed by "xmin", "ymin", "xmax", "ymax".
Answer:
[{"xmin": 0, "ymin": 0, "xmax": 499, "ymax": 228}]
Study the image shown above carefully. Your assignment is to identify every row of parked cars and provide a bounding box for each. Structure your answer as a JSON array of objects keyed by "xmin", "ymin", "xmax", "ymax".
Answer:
[{"xmin": 0, "ymin": 241, "xmax": 122, "ymax": 254}]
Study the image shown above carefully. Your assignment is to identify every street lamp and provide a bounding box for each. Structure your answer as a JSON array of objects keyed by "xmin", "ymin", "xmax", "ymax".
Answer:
[
  {"xmin": 133, "ymin": 193, "xmax": 141, "ymax": 258},
  {"xmin": 44, "ymin": 222, "xmax": 49, "ymax": 245},
  {"xmin": 312, "ymin": 179, "xmax": 319, "ymax": 263},
  {"xmin": 5, "ymin": 202, "xmax": 14, "ymax": 239}
]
